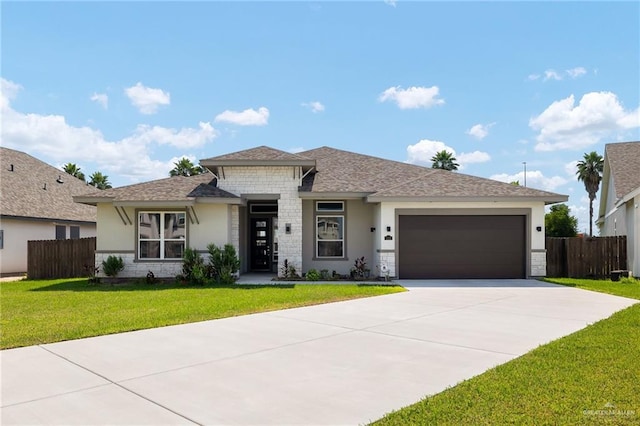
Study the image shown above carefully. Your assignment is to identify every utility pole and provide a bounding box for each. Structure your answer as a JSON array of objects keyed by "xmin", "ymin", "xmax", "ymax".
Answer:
[{"xmin": 523, "ymin": 162, "xmax": 527, "ymax": 187}]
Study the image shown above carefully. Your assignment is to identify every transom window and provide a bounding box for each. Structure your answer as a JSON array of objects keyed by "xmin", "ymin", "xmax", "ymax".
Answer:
[
  {"xmin": 138, "ymin": 212, "xmax": 186, "ymax": 259},
  {"xmin": 315, "ymin": 201, "xmax": 345, "ymax": 258}
]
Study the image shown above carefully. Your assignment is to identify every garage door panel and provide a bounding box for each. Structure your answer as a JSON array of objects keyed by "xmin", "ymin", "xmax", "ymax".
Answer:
[{"xmin": 399, "ymin": 215, "xmax": 526, "ymax": 279}]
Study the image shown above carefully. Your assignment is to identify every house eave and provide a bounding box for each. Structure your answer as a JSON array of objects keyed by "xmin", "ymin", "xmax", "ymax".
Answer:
[
  {"xmin": 298, "ymin": 191, "xmax": 372, "ymax": 199},
  {"xmin": 195, "ymin": 197, "xmax": 244, "ymax": 205},
  {"xmin": 0, "ymin": 214, "xmax": 96, "ymax": 225},
  {"xmin": 365, "ymin": 195, "xmax": 569, "ymax": 204},
  {"xmin": 73, "ymin": 196, "xmax": 114, "ymax": 206},
  {"xmin": 114, "ymin": 200, "xmax": 196, "ymax": 207}
]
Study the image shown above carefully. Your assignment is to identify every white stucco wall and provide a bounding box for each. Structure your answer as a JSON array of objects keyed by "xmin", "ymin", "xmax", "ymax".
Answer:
[
  {"xmin": 0, "ymin": 217, "xmax": 96, "ymax": 275},
  {"xmin": 373, "ymin": 201, "xmax": 547, "ymax": 278}
]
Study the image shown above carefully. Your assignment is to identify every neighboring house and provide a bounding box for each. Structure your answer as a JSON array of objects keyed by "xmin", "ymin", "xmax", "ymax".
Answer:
[
  {"xmin": 75, "ymin": 146, "xmax": 567, "ymax": 279},
  {"xmin": 597, "ymin": 141, "xmax": 640, "ymax": 277},
  {"xmin": 0, "ymin": 148, "xmax": 97, "ymax": 276}
]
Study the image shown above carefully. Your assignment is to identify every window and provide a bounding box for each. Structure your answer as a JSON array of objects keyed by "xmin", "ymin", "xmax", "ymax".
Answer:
[
  {"xmin": 55, "ymin": 225, "xmax": 66, "ymax": 240},
  {"xmin": 0, "ymin": 230, "xmax": 3, "ymax": 249},
  {"xmin": 70, "ymin": 226, "xmax": 80, "ymax": 239},
  {"xmin": 315, "ymin": 201, "xmax": 345, "ymax": 258},
  {"xmin": 138, "ymin": 212, "xmax": 186, "ymax": 259}
]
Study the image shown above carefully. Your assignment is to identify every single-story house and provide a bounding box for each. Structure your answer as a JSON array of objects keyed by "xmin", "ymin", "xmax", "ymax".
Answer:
[
  {"xmin": 74, "ymin": 146, "xmax": 567, "ymax": 279},
  {"xmin": 597, "ymin": 141, "xmax": 640, "ymax": 277},
  {"xmin": 0, "ymin": 147, "xmax": 97, "ymax": 276}
]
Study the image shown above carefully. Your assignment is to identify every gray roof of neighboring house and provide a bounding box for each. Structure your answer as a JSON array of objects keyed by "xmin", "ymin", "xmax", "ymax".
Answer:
[
  {"xmin": 605, "ymin": 141, "xmax": 640, "ymax": 198},
  {"xmin": 0, "ymin": 147, "xmax": 97, "ymax": 223},
  {"xmin": 74, "ymin": 173, "xmax": 239, "ymax": 205}
]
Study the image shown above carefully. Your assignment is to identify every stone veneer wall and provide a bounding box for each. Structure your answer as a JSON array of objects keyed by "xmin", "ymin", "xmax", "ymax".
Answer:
[
  {"xmin": 530, "ymin": 251, "xmax": 546, "ymax": 277},
  {"xmin": 217, "ymin": 166, "xmax": 303, "ymax": 276},
  {"xmin": 95, "ymin": 252, "xmax": 182, "ymax": 278}
]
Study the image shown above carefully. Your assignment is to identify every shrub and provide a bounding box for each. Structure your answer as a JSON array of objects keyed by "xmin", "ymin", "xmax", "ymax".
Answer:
[
  {"xmin": 102, "ymin": 255, "xmax": 124, "ymax": 277},
  {"xmin": 306, "ymin": 269, "xmax": 321, "ymax": 281},
  {"xmin": 181, "ymin": 247, "xmax": 206, "ymax": 285},
  {"xmin": 208, "ymin": 243, "xmax": 240, "ymax": 284}
]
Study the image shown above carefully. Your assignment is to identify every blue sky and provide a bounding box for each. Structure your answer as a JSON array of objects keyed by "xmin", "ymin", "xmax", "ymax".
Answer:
[{"xmin": 2, "ymin": 1, "xmax": 639, "ymax": 232}]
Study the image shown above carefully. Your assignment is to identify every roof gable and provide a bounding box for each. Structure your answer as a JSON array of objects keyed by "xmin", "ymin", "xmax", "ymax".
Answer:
[
  {"xmin": 0, "ymin": 147, "xmax": 96, "ymax": 222},
  {"xmin": 605, "ymin": 141, "xmax": 640, "ymax": 198},
  {"xmin": 202, "ymin": 146, "xmax": 311, "ymax": 162}
]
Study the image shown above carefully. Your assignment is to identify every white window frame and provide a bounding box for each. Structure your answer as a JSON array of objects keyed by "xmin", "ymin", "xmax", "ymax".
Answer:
[{"xmin": 138, "ymin": 211, "xmax": 186, "ymax": 260}]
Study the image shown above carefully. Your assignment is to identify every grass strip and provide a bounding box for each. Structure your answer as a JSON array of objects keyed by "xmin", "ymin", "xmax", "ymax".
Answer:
[{"xmin": 0, "ymin": 279, "xmax": 404, "ymax": 349}]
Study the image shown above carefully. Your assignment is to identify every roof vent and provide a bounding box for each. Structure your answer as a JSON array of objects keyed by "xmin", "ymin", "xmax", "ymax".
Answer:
[
  {"xmin": 9, "ymin": 164, "xmax": 14, "ymax": 172},
  {"xmin": 56, "ymin": 175, "xmax": 64, "ymax": 184},
  {"xmin": 43, "ymin": 183, "xmax": 47, "ymax": 190}
]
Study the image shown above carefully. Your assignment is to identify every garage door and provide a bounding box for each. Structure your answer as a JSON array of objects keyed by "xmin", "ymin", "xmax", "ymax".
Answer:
[{"xmin": 398, "ymin": 215, "xmax": 526, "ymax": 279}]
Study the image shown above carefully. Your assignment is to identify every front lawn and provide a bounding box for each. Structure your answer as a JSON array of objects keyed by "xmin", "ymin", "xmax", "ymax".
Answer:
[
  {"xmin": 373, "ymin": 278, "xmax": 640, "ymax": 425},
  {"xmin": 0, "ymin": 279, "xmax": 404, "ymax": 349}
]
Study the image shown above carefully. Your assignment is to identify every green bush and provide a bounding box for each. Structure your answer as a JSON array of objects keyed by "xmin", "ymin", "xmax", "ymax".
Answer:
[
  {"xmin": 207, "ymin": 243, "xmax": 240, "ymax": 284},
  {"xmin": 102, "ymin": 255, "xmax": 124, "ymax": 277},
  {"xmin": 181, "ymin": 247, "xmax": 207, "ymax": 285},
  {"xmin": 306, "ymin": 269, "xmax": 321, "ymax": 281}
]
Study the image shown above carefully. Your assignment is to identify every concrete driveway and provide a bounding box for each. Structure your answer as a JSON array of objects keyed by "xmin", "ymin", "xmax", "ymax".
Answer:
[{"xmin": 1, "ymin": 280, "xmax": 636, "ymax": 425}]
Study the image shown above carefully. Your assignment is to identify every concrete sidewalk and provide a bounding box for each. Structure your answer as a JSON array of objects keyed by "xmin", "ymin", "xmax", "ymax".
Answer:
[{"xmin": 1, "ymin": 280, "xmax": 636, "ymax": 425}]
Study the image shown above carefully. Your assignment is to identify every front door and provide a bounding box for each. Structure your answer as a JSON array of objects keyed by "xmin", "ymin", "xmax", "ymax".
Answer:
[{"xmin": 250, "ymin": 218, "xmax": 271, "ymax": 271}]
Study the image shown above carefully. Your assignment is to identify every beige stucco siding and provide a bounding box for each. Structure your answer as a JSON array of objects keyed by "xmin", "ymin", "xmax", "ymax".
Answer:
[
  {"xmin": 188, "ymin": 204, "xmax": 230, "ymax": 250},
  {"xmin": 1, "ymin": 218, "xmax": 96, "ymax": 275},
  {"xmin": 302, "ymin": 199, "xmax": 375, "ymax": 276}
]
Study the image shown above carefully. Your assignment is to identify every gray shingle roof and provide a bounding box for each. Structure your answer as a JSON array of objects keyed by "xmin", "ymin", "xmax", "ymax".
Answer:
[
  {"xmin": 300, "ymin": 147, "xmax": 564, "ymax": 201},
  {"xmin": 202, "ymin": 146, "xmax": 311, "ymax": 162},
  {"xmin": 605, "ymin": 141, "xmax": 640, "ymax": 198},
  {"xmin": 75, "ymin": 173, "xmax": 238, "ymax": 204},
  {"xmin": 1, "ymin": 147, "xmax": 97, "ymax": 223}
]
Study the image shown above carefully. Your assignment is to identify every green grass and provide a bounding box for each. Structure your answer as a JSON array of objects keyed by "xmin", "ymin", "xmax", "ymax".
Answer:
[
  {"xmin": 373, "ymin": 278, "xmax": 640, "ymax": 425},
  {"xmin": 0, "ymin": 279, "xmax": 404, "ymax": 349}
]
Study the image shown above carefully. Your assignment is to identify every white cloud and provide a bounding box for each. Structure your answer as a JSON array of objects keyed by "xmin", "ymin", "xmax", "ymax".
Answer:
[
  {"xmin": 527, "ymin": 74, "xmax": 541, "ymax": 81},
  {"xmin": 2, "ymin": 80, "xmax": 217, "ymax": 183},
  {"xmin": 90, "ymin": 93, "xmax": 108, "ymax": 109},
  {"xmin": 384, "ymin": 0, "xmax": 397, "ymax": 7},
  {"xmin": 302, "ymin": 101, "xmax": 325, "ymax": 113},
  {"xmin": 124, "ymin": 82, "xmax": 170, "ymax": 114},
  {"xmin": 379, "ymin": 86, "xmax": 444, "ymax": 109},
  {"xmin": 1, "ymin": 78, "xmax": 22, "ymax": 110},
  {"xmin": 466, "ymin": 122, "xmax": 495, "ymax": 140},
  {"xmin": 406, "ymin": 139, "xmax": 489, "ymax": 169},
  {"xmin": 490, "ymin": 170, "xmax": 568, "ymax": 191},
  {"xmin": 566, "ymin": 67, "xmax": 587, "ymax": 78},
  {"xmin": 544, "ymin": 70, "xmax": 563, "ymax": 81},
  {"xmin": 288, "ymin": 147, "xmax": 305, "ymax": 153},
  {"xmin": 406, "ymin": 139, "xmax": 455, "ymax": 165},
  {"xmin": 458, "ymin": 151, "xmax": 491, "ymax": 164},
  {"xmin": 215, "ymin": 107, "xmax": 270, "ymax": 126},
  {"xmin": 564, "ymin": 160, "xmax": 578, "ymax": 176},
  {"xmin": 531, "ymin": 91, "xmax": 640, "ymax": 151}
]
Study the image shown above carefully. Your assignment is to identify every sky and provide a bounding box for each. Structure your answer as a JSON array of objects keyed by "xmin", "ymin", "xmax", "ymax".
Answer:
[{"xmin": 2, "ymin": 1, "xmax": 639, "ymax": 233}]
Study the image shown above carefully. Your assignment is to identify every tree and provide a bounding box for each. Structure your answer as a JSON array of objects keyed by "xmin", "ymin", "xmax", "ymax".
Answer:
[
  {"xmin": 169, "ymin": 157, "xmax": 205, "ymax": 177},
  {"xmin": 62, "ymin": 163, "xmax": 85, "ymax": 182},
  {"xmin": 510, "ymin": 180, "xmax": 520, "ymax": 186},
  {"xmin": 431, "ymin": 150, "xmax": 459, "ymax": 171},
  {"xmin": 545, "ymin": 204, "xmax": 578, "ymax": 237},
  {"xmin": 89, "ymin": 171, "xmax": 112, "ymax": 189},
  {"xmin": 576, "ymin": 151, "xmax": 603, "ymax": 236}
]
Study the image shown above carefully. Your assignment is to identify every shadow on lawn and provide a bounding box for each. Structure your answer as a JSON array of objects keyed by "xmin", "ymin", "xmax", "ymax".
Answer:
[{"xmin": 31, "ymin": 280, "xmax": 296, "ymax": 292}]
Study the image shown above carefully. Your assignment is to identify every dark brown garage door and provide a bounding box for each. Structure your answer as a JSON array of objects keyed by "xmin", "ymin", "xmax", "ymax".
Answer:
[{"xmin": 398, "ymin": 215, "xmax": 526, "ymax": 279}]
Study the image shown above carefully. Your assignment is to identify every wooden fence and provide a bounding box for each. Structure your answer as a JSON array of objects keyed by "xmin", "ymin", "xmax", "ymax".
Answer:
[
  {"xmin": 546, "ymin": 236, "xmax": 627, "ymax": 279},
  {"xmin": 27, "ymin": 237, "xmax": 96, "ymax": 279}
]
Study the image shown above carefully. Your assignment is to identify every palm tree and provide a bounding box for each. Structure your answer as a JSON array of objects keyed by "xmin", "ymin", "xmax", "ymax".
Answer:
[
  {"xmin": 576, "ymin": 151, "xmax": 604, "ymax": 236},
  {"xmin": 89, "ymin": 171, "xmax": 112, "ymax": 190},
  {"xmin": 62, "ymin": 163, "xmax": 86, "ymax": 182},
  {"xmin": 431, "ymin": 150, "xmax": 459, "ymax": 171},
  {"xmin": 169, "ymin": 157, "xmax": 206, "ymax": 177}
]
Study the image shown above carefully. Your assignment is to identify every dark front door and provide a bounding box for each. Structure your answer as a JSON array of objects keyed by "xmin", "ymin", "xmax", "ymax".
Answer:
[{"xmin": 250, "ymin": 218, "xmax": 271, "ymax": 271}]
